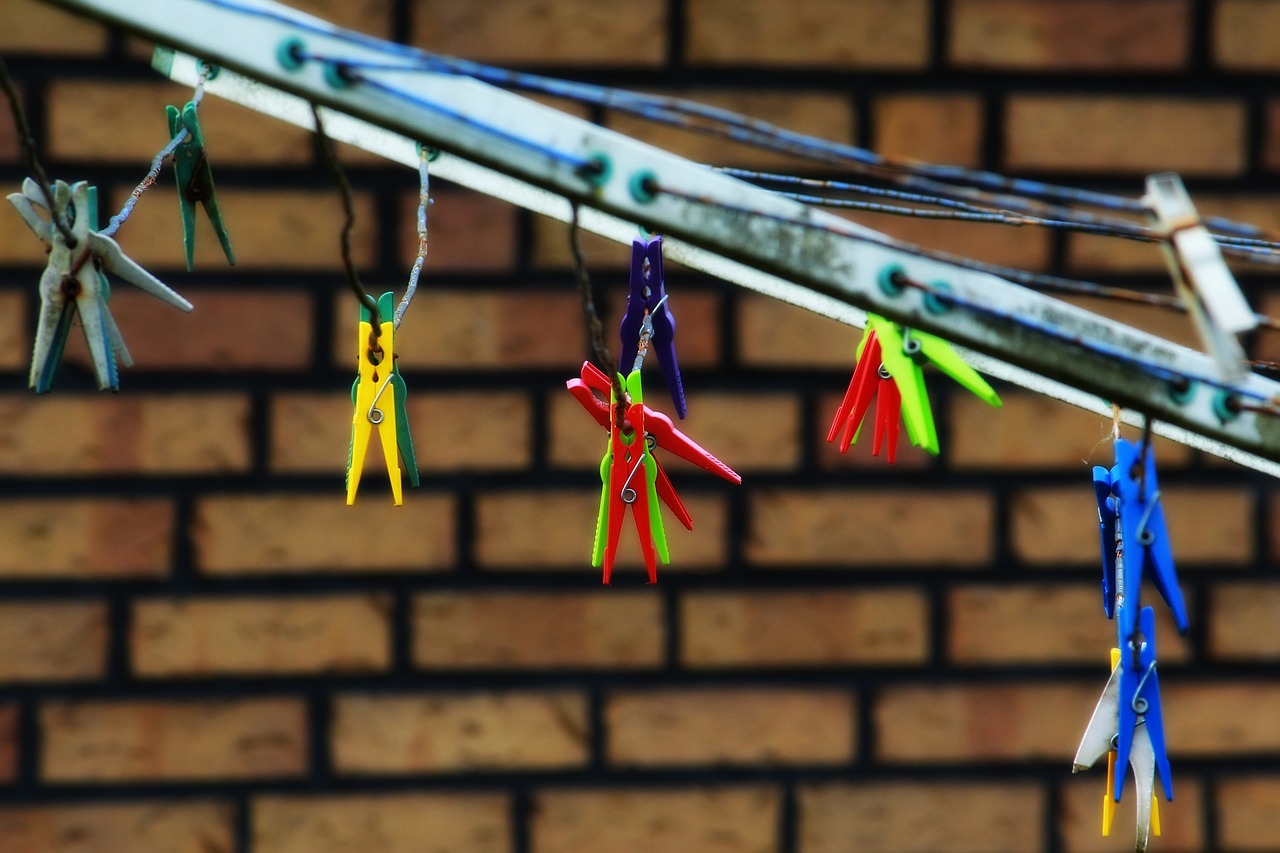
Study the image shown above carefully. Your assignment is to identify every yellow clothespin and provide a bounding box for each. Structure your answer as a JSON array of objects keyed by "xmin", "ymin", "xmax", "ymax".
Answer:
[
  {"xmin": 347, "ymin": 292, "xmax": 402, "ymax": 505},
  {"xmin": 1099, "ymin": 647, "xmax": 1160, "ymax": 841}
]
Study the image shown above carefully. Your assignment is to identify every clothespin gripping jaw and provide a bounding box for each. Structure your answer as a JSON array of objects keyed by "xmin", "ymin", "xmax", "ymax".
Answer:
[
  {"xmin": 168, "ymin": 101, "xmax": 235, "ymax": 271},
  {"xmin": 346, "ymin": 292, "xmax": 409, "ymax": 505}
]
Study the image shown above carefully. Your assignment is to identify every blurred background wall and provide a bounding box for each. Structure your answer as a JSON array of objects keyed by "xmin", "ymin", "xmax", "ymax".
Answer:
[{"xmin": 0, "ymin": 0, "xmax": 1277, "ymax": 850}]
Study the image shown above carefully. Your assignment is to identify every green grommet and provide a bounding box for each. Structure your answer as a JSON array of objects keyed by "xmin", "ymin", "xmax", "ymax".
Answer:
[
  {"xmin": 924, "ymin": 281, "xmax": 953, "ymax": 315},
  {"xmin": 426, "ymin": 147, "xmax": 441, "ymax": 162},
  {"xmin": 323, "ymin": 61, "xmax": 354, "ymax": 89},
  {"xmin": 1213, "ymin": 389, "xmax": 1241, "ymax": 422},
  {"xmin": 578, "ymin": 152, "xmax": 612, "ymax": 188},
  {"xmin": 1167, "ymin": 378, "xmax": 1196, "ymax": 406},
  {"xmin": 629, "ymin": 169, "xmax": 659, "ymax": 203},
  {"xmin": 199, "ymin": 61, "xmax": 221, "ymax": 81},
  {"xmin": 878, "ymin": 264, "xmax": 907, "ymax": 297},
  {"xmin": 277, "ymin": 36, "xmax": 307, "ymax": 71}
]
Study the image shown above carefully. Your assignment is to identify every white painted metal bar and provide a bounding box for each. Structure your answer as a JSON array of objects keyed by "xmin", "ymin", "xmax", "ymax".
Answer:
[{"xmin": 36, "ymin": 0, "xmax": 1280, "ymax": 474}]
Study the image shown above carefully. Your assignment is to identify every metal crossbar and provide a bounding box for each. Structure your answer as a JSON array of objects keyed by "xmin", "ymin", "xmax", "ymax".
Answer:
[{"xmin": 37, "ymin": 0, "xmax": 1280, "ymax": 476}]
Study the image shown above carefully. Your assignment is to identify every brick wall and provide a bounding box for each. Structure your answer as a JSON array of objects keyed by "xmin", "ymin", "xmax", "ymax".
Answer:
[{"xmin": 0, "ymin": 0, "xmax": 1277, "ymax": 851}]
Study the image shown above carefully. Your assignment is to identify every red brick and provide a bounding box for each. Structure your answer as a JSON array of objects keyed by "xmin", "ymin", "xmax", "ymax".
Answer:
[
  {"xmin": 1214, "ymin": 0, "xmax": 1280, "ymax": 70},
  {"xmin": 529, "ymin": 213, "xmax": 630, "ymax": 272},
  {"xmin": 331, "ymin": 691, "xmax": 588, "ymax": 773},
  {"xmin": 0, "ymin": 83, "xmax": 17, "ymax": 164},
  {"xmin": 398, "ymin": 188, "xmax": 517, "ymax": 273},
  {"xmin": 1264, "ymin": 101, "xmax": 1280, "ymax": 172},
  {"xmin": 875, "ymin": 682, "xmax": 1098, "ymax": 762},
  {"xmin": 0, "ymin": 394, "xmax": 249, "ymax": 474},
  {"xmin": 1005, "ymin": 97, "xmax": 1245, "ymax": 175},
  {"xmin": 738, "ymin": 294, "xmax": 855, "ymax": 368},
  {"xmin": 1060, "ymin": 775, "xmax": 1204, "ymax": 853},
  {"xmin": 0, "ymin": 292, "xmax": 24, "ymax": 370},
  {"xmin": 1217, "ymin": 777, "xmax": 1280, "ymax": 852},
  {"xmin": 532, "ymin": 787, "xmax": 780, "ymax": 853},
  {"xmin": 681, "ymin": 589, "xmax": 929, "ymax": 667},
  {"xmin": 109, "ymin": 290, "xmax": 313, "ymax": 370},
  {"xmin": 193, "ymin": 494, "xmax": 455, "ymax": 575},
  {"xmin": 0, "ymin": 498, "xmax": 172, "ymax": 579},
  {"xmin": 411, "ymin": 0, "xmax": 665, "ymax": 65},
  {"xmin": 1209, "ymin": 584, "xmax": 1280, "ymax": 660},
  {"xmin": 253, "ymin": 793, "xmax": 509, "ymax": 853},
  {"xmin": 874, "ymin": 94, "xmax": 983, "ymax": 168},
  {"xmin": 270, "ymin": 391, "xmax": 532, "ymax": 474},
  {"xmin": 132, "ymin": 595, "xmax": 391, "ymax": 677},
  {"xmin": 668, "ymin": 392, "xmax": 799, "ymax": 472},
  {"xmin": 1165, "ymin": 683, "xmax": 1280, "ymax": 756},
  {"xmin": 0, "ymin": 0, "xmax": 106, "ymax": 53},
  {"xmin": 606, "ymin": 688, "xmax": 854, "ymax": 766},
  {"xmin": 0, "ymin": 705, "xmax": 16, "ymax": 784},
  {"xmin": 746, "ymin": 489, "xmax": 994, "ymax": 567},
  {"xmin": 41, "ymin": 698, "xmax": 307, "ymax": 782},
  {"xmin": 412, "ymin": 591, "xmax": 664, "ymax": 669},
  {"xmin": 0, "ymin": 602, "xmax": 107, "ymax": 682},
  {"xmin": 800, "ymin": 782, "xmax": 1045, "ymax": 853},
  {"xmin": 474, "ymin": 490, "xmax": 728, "ymax": 572},
  {"xmin": 686, "ymin": 0, "xmax": 929, "ymax": 68},
  {"xmin": 951, "ymin": 0, "xmax": 1191, "ymax": 71},
  {"xmin": 949, "ymin": 585, "xmax": 1192, "ymax": 665},
  {"xmin": 0, "ymin": 802, "xmax": 236, "ymax": 853}
]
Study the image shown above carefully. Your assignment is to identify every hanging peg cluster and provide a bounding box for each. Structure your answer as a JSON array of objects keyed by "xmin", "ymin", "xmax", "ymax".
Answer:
[
  {"xmin": 827, "ymin": 312, "xmax": 1001, "ymax": 460},
  {"xmin": 567, "ymin": 233, "xmax": 740, "ymax": 583},
  {"xmin": 1075, "ymin": 428, "xmax": 1185, "ymax": 852}
]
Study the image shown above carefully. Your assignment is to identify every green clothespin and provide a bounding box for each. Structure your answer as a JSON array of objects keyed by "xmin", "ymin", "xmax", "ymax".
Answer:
[
  {"xmin": 167, "ymin": 101, "xmax": 235, "ymax": 271},
  {"xmin": 348, "ymin": 292, "xmax": 419, "ymax": 497},
  {"xmin": 868, "ymin": 314, "xmax": 1001, "ymax": 455}
]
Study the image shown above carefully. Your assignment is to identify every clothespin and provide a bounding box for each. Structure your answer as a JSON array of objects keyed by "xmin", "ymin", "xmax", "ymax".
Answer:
[
  {"xmin": 591, "ymin": 369, "xmax": 667, "ymax": 584},
  {"xmin": 1074, "ymin": 609, "xmax": 1170, "ymax": 853},
  {"xmin": 167, "ymin": 101, "xmax": 235, "ymax": 271},
  {"xmin": 1092, "ymin": 465, "xmax": 1118, "ymax": 619},
  {"xmin": 618, "ymin": 234, "xmax": 685, "ymax": 418},
  {"xmin": 1144, "ymin": 173, "xmax": 1253, "ymax": 383},
  {"xmin": 567, "ymin": 360, "xmax": 740, "ymax": 532},
  {"xmin": 6, "ymin": 178, "xmax": 193, "ymax": 392},
  {"xmin": 346, "ymin": 292, "xmax": 418, "ymax": 505},
  {"xmin": 827, "ymin": 314, "xmax": 1000, "ymax": 458},
  {"xmin": 825, "ymin": 326, "xmax": 902, "ymax": 460}
]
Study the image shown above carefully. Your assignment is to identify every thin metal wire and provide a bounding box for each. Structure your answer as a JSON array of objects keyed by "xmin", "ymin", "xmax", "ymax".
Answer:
[
  {"xmin": 394, "ymin": 143, "xmax": 430, "ymax": 330},
  {"xmin": 0, "ymin": 53, "xmax": 76, "ymax": 247}
]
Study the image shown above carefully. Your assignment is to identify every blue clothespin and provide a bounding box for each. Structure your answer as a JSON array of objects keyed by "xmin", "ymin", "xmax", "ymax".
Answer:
[
  {"xmin": 1115, "ymin": 607, "xmax": 1173, "ymax": 807},
  {"xmin": 618, "ymin": 234, "xmax": 685, "ymax": 418},
  {"xmin": 1092, "ymin": 465, "xmax": 1117, "ymax": 619},
  {"xmin": 1110, "ymin": 438, "xmax": 1188, "ymax": 639}
]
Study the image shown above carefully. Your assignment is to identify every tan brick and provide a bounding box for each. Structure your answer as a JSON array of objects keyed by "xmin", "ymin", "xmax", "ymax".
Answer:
[
  {"xmin": 950, "ymin": 393, "xmax": 1124, "ymax": 470},
  {"xmin": 41, "ymin": 698, "xmax": 307, "ymax": 782},
  {"xmin": 607, "ymin": 90, "xmax": 856, "ymax": 170},
  {"xmin": 951, "ymin": 0, "xmax": 1190, "ymax": 70},
  {"xmin": 530, "ymin": 213, "xmax": 630, "ymax": 272},
  {"xmin": 1011, "ymin": 486, "xmax": 1111, "ymax": 565},
  {"xmin": 0, "ymin": 394, "xmax": 249, "ymax": 474},
  {"xmin": 681, "ymin": 589, "xmax": 929, "ymax": 667},
  {"xmin": 949, "ymin": 585, "xmax": 1192, "ymax": 665},
  {"xmin": 666, "ymin": 393, "xmax": 798, "ymax": 471},
  {"xmin": 800, "ymin": 782, "xmax": 1045, "ymax": 853},
  {"xmin": 132, "ymin": 595, "xmax": 391, "ymax": 677},
  {"xmin": 746, "ymin": 489, "xmax": 994, "ymax": 567},
  {"xmin": 1060, "ymin": 775, "xmax": 1204, "ymax": 853},
  {"xmin": 109, "ymin": 290, "xmax": 313, "ymax": 370},
  {"xmin": 475, "ymin": 490, "xmax": 728, "ymax": 572},
  {"xmin": 1218, "ymin": 777, "xmax": 1280, "ymax": 852},
  {"xmin": 291, "ymin": 0, "xmax": 394, "ymax": 37},
  {"xmin": 687, "ymin": 0, "xmax": 928, "ymax": 68},
  {"xmin": 0, "ymin": 291, "xmax": 25, "ymax": 370},
  {"xmin": 413, "ymin": 591, "xmax": 664, "ymax": 669},
  {"xmin": 874, "ymin": 94, "xmax": 983, "ymax": 168},
  {"xmin": 270, "ymin": 391, "xmax": 532, "ymax": 474},
  {"xmin": 0, "ymin": 802, "xmax": 236, "ymax": 853},
  {"xmin": 1165, "ymin": 683, "xmax": 1280, "ymax": 755},
  {"xmin": 411, "ymin": 0, "xmax": 664, "ymax": 65},
  {"xmin": 0, "ymin": 84, "xmax": 17, "ymax": 164},
  {"xmin": 876, "ymin": 682, "xmax": 1098, "ymax": 763},
  {"xmin": 48, "ymin": 81, "xmax": 311, "ymax": 165},
  {"xmin": 851, "ymin": 204, "xmax": 1054, "ymax": 272},
  {"xmin": 738, "ymin": 294, "xmax": 855, "ymax": 368},
  {"xmin": 1006, "ymin": 97, "xmax": 1245, "ymax": 175},
  {"xmin": 0, "ymin": 704, "xmax": 16, "ymax": 784},
  {"xmin": 1215, "ymin": 0, "xmax": 1280, "ymax": 69},
  {"xmin": 254, "ymin": 793, "xmax": 509, "ymax": 853},
  {"xmin": 1210, "ymin": 584, "xmax": 1280, "ymax": 660},
  {"xmin": 399, "ymin": 188, "xmax": 517, "ymax": 273},
  {"xmin": 0, "ymin": 498, "xmax": 172, "ymax": 579},
  {"xmin": 111, "ymin": 187, "xmax": 376, "ymax": 272},
  {"xmin": 1161, "ymin": 487, "xmax": 1254, "ymax": 564},
  {"xmin": 193, "ymin": 494, "xmax": 455, "ymax": 575},
  {"xmin": 0, "ymin": 602, "xmax": 107, "ymax": 682},
  {"xmin": 1264, "ymin": 101, "xmax": 1280, "ymax": 172},
  {"xmin": 607, "ymin": 688, "xmax": 854, "ymax": 766},
  {"xmin": 0, "ymin": 0, "xmax": 106, "ymax": 53},
  {"xmin": 331, "ymin": 691, "xmax": 588, "ymax": 773},
  {"xmin": 339, "ymin": 290, "xmax": 585, "ymax": 370},
  {"xmin": 532, "ymin": 787, "xmax": 779, "ymax": 853}
]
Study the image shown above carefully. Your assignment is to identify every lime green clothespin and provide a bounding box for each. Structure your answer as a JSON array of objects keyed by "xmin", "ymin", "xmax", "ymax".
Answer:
[
  {"xmin": 167, "ymin": 101, "xmax": 235, "ymax": 271},
  {"xmin": 867, "ymin": 313, "xmax": 1001, "ymax": 455}
]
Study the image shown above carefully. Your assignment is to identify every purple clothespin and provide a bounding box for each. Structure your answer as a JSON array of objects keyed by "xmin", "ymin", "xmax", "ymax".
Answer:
[{"xmin": 619, "ymin": 234, "xmax": 686, "ymax": 418}]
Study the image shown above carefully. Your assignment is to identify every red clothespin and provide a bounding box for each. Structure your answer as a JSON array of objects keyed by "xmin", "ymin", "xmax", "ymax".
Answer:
[
  {"xmin": 595, "ymin": 369, "xmax": 665, "ymax": 584},
  {"xmin": 825, "ymin": 326, "xmax": 902, "ymax": 461}
]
